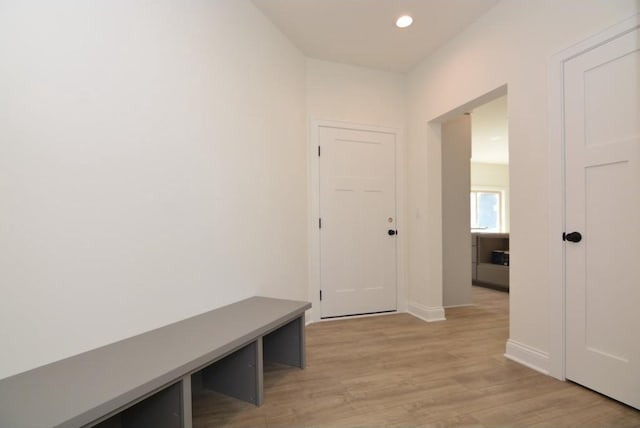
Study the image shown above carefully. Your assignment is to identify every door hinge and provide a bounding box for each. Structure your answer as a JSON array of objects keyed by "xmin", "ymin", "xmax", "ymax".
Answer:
[
  {"xmin": 319, "ymin": 218, "xmax": 322, "ymax": 229},
  {"xmin": 318, "ymin": 145, "xmax": 321, "ymax": 157},
  {"xmin": 320, "ymin": 290, "xmax": 323, "ymax": 301}
]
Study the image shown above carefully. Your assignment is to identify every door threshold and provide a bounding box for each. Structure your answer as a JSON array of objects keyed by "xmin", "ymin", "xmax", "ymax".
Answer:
[{"xmin": 321, "ymin": 309, "xmax": 396, "ymax": 320}]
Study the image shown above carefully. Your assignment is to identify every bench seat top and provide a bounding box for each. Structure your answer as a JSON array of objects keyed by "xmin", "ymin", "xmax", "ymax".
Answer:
[{"xmin": 0, "ymin": 296, "xmax": 310, "ymax": 428}]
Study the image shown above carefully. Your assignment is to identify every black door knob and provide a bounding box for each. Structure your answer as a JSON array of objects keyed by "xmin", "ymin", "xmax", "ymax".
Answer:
[
  {"xmin": 388, "ymin": 229, "xmax": 397, "ymax": 236},
  {"xmin": 564, "ymin": 231, "xmax": 582, "ymax": 242}
]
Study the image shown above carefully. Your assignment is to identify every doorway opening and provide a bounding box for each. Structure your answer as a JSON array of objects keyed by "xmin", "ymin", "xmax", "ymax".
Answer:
[
  {"xmin": 470, "ymin": 95, "xmax": 510, "ymax": 294},
  {"xmin": 438, "ymin": 86, "xmax": 509, "ymax": 309}
]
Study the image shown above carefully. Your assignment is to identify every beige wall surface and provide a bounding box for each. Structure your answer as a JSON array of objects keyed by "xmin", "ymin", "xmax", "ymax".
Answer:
[
  {"xmin": 407, "ymin": 0, "xmax": 638, "ymax": 357},
  {"xmin": 0, "ymin": 1, "xmax": 307, "ymax": 380},
  {"xmin": 442, "ymin": 116, "xmax": 472, "ymax": 307}
]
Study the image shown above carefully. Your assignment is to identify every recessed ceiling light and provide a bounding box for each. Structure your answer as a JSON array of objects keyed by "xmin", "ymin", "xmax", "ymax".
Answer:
[{"xmin": 396, "ymin": 15, "xmax": 413, "ymax": 28}]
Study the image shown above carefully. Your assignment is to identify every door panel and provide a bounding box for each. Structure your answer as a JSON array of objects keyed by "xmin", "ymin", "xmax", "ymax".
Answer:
[
  {"xmin": 564, "ymin": 26, "xmax": 640, "ymax": 409},
  {"xmin": 584, "ymin": 161, "xmax": 634, "ymax": 361},
  {"xmin": 319, "ymin": 126, "xmax": 397, "ymax": 318}
]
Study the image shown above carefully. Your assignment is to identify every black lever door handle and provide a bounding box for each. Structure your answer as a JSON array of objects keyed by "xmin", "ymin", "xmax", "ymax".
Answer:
[
  {"xmin": 388, "ymin": 229, "xmax": 397, "ymax": 236},
  {"xmin": 564, "ymin": 231, "xmax": 582, "ymax": 242}
]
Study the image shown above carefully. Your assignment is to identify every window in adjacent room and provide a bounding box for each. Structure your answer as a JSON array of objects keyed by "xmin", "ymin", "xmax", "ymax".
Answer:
[{"xmin": 470, "ymin": 190, "xmax": 502, "ymax": 232}]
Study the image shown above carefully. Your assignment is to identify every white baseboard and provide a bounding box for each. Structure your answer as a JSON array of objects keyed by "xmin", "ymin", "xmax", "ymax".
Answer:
[
  {"xmin": 505, "ymin": 339, "xmax": 550, "ymax": 375},
  {"xmin": 305, "ymin": 310, "xmax": 312, "ymax": 326},
  {"xmin": 408, "ymin": 302, "xmax": 446, "ymax": 322},
  {"xmin": 444, "ymin": 303, "xmax": 474, "ymax": 309}
]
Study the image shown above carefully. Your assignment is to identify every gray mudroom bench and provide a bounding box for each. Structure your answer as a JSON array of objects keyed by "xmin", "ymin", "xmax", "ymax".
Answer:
[{"xmin": 0, "ymin": 296, "xmax": 311, "ymax": 428}]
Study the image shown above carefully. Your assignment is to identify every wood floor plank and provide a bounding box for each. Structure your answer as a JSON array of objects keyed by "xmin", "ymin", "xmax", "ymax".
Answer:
[{"xmin": 192, "ymin": 287, "xmax": 640, "ymax": 427}]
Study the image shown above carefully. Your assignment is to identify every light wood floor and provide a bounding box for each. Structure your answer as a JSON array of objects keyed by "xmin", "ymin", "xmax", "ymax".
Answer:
[{"xmin": 193, "ymin": 286, "xmax": 640, "ymax": 427}]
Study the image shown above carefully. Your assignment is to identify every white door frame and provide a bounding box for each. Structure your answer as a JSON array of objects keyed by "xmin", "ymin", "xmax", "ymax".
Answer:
[
  {"xmin": 547, "ymin": 14, "xmax": 640, "ymax": 380},
  {"xmin": 308, "ymin": 119, "xmax": 407, "ymax": 323}
]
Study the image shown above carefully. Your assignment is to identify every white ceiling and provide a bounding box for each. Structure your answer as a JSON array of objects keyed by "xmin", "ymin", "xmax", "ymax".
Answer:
[
  {"xmin": 472, "ymin": 95, "xmax": 509, "ymax": 165},
  {"xmin": 252, "ymin": 0, "xmax": 499, "ymax": 73}
]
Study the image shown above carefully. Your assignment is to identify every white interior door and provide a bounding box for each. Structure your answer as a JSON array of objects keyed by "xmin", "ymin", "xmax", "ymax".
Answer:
[
  {"xmin": 319, "ymin": 126, "xmax": 397, "ymax": 318},
  {"xmin": 564, "ymin": 24, "xmax": 640, "ymax": 409}
]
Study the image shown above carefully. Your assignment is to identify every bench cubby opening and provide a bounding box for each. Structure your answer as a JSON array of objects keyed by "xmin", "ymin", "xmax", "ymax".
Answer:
[
  {"xmin": 190, "ymin": 340, "xmax": 262, "ymax": 406},
  {"xmin": 93, "ymin": 381, "xmax": 183, "ymax": 428},
  {"xmin": 263, "ymin": 316, "xmax": 304, "ymax": 368}
]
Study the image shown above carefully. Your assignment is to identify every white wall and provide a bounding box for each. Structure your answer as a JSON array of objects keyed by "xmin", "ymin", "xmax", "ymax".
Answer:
[
  {"xmin": 407, "ymin": 0, "xmax": 638, "ymax": 367},
  {"xmin": 306, "ymin": 58, "xmax": 406, "ymax": 127},
  {"xmin": 0, "ymin": 1, "xmax": 307, "ymax": 380},
  {"xmin": 471, "ymin": 162, "xmax": 510, "ymax": 232}
]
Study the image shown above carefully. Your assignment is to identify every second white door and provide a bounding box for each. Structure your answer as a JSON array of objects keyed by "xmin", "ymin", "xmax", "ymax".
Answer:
[
  {"xmin": 318, "ymin": 125, "xmax": 397, "ymax": 318},
  {"xmin": 564, "ymin": 22, "xmax": 640, "ymax": 409}
]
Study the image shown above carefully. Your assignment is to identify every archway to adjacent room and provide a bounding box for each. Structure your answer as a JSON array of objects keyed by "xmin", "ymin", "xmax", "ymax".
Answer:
[{"xmin": 431, "ymin": 85, "xmax": 510, "ymax": 310}]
